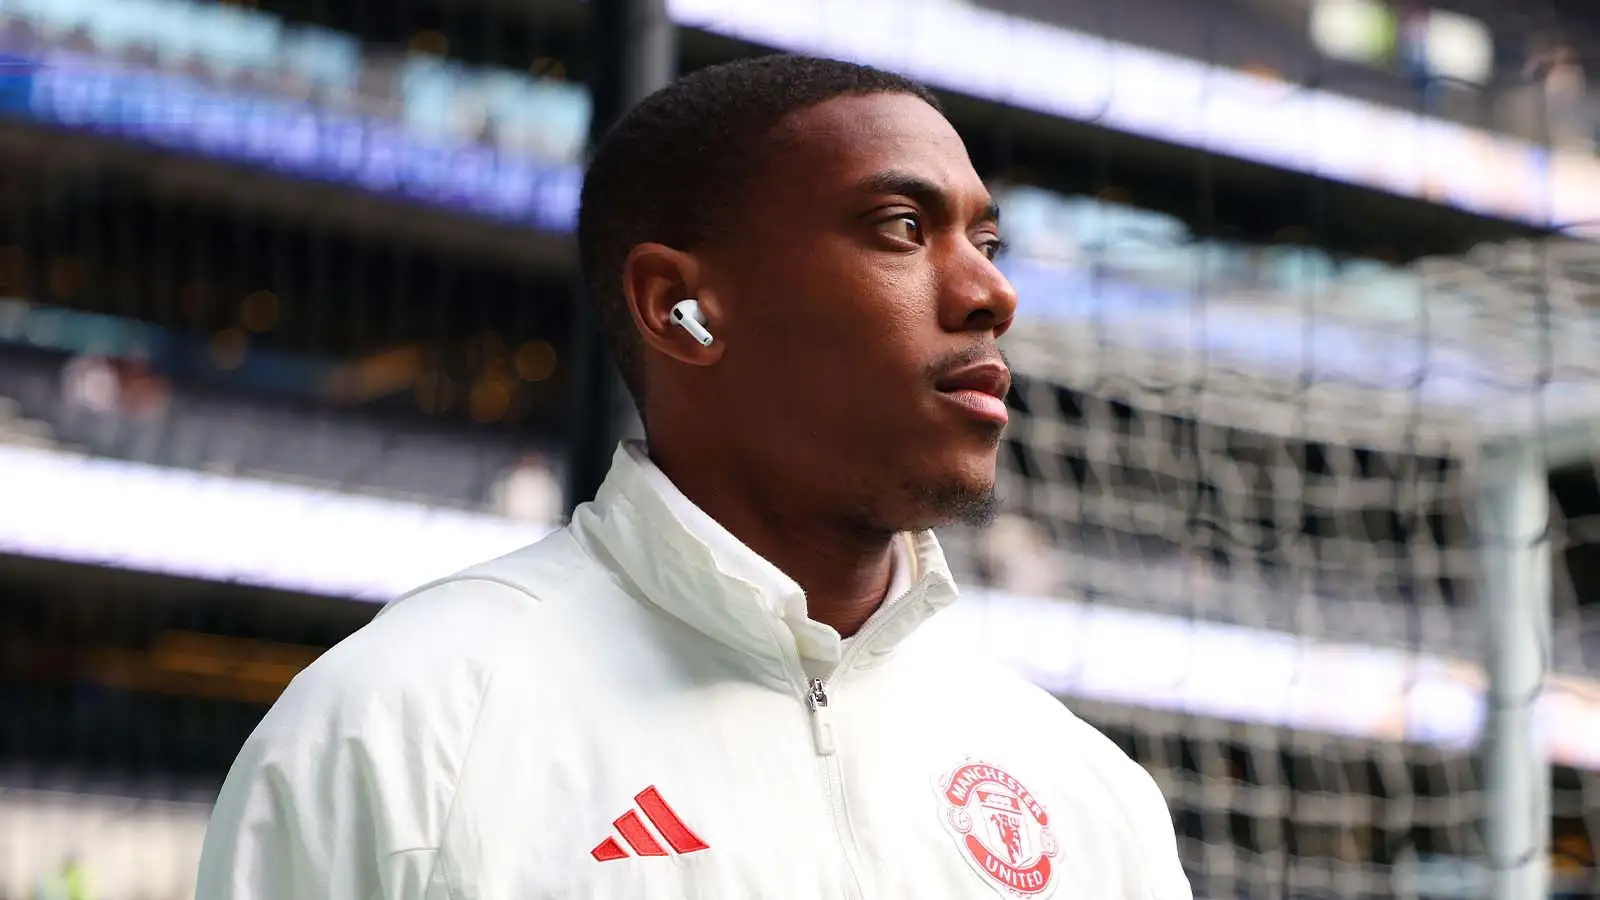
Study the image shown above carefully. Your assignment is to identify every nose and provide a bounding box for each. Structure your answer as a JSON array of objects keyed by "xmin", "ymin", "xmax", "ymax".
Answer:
[{"xmin": 938, "ymin": 241, "xmax": 1019, "ymax": 339}]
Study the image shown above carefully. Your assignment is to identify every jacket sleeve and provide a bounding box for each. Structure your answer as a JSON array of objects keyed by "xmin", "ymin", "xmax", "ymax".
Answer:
[
  {"xmin": 195, "ymin": 581, "xmax": 500, "ymax": 900},
  {"xmin": 1063, "ymin": 704, "xmax": 1192, "ymax": 900},
  {"xmin": 1127, "ymin": 765, "xmax": 1192, "ymax": 900},
  {"xmin": 193, "ymin": 726, "xmax": 446, "ymax": 900}
]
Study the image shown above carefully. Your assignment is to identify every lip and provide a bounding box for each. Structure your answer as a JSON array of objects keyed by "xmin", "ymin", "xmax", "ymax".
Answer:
[{"xmin": 934, "ymin": 361, "xmax": 1012, "ymax": 425}]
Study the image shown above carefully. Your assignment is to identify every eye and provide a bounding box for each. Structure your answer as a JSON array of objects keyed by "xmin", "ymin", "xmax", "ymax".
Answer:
[
  {"xmin": 878, "ymin": 213, "xmax": 923, "ymax": 245},
  {"xmin": 978, "ymin": 236, "xmax": 1008, "ymax": 261}
]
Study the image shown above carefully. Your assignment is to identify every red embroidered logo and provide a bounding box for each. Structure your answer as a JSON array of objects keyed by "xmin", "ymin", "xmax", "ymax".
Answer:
[
  {"xmin": 936, "ymin": 762, "xmax": 1059, "ymax": 898},
  {"xmin": 590, "ymin": 786, "xmax": 710, "ymax": 861}
]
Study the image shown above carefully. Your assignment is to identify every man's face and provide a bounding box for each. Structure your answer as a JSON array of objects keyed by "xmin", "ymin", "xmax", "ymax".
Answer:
[{"xmin": 701, "ymin": 92, "xmax": 1019, "ymax": 535}]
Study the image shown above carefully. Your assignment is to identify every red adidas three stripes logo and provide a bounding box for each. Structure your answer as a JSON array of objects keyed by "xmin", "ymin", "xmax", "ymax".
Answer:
[{"xmin": 591, "ymin": 786, "xmax": 710, "ymax": 861}]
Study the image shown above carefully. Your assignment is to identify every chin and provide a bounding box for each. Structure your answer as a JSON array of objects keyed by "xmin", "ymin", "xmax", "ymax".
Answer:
[{"xmin": 904, "ymin": 454, "xmax": 1002, "ymax": 531}]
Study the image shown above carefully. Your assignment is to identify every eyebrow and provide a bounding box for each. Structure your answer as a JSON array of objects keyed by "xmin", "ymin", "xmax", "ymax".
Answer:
[{"xmin": 853, "ymin": 169, "xmax": 1001, "ymax": 226}]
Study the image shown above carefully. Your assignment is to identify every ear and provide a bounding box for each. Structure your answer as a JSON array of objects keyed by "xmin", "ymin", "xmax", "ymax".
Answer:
[{"xmin": 622, "ymin": 242, "xmax": 726, "ymax": 367}]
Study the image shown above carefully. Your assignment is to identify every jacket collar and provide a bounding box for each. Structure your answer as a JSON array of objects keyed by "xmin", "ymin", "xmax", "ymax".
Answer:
[{"xmin": 571, "ymin": 441, "xmax": 960, "ymax": 675}]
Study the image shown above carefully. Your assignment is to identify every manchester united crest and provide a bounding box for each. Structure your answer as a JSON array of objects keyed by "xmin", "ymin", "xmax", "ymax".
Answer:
[{"xmin": 936, "ymin": 761, "xmax": 1059, "ymax": 898}]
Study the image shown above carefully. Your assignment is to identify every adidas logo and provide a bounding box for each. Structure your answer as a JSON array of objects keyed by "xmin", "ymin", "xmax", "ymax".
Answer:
[{"xmin": 590, "ymin": 785, "xmax": 710, "ymax": 861}]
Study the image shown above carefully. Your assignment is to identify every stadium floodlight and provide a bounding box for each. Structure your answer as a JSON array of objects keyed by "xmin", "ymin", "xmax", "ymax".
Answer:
[
  {"xmin": 985, "ymin": 236, "xmax": 1600, "ymax": 900},
  {"xmin": 1310, "ymin": 0, "xmax": 1396, "ymax": 68}
]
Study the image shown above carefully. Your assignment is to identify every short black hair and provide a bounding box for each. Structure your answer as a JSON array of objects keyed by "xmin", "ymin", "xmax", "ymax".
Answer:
[{"xmin": 576, "ymin": 54, "xmax": 942, "ymax": 411}]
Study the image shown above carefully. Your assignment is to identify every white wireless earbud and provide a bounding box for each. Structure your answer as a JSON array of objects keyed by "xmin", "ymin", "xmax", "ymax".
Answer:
[{"xmin": 670, "ymin": 299, "xmax": 714, "ymax": 347}]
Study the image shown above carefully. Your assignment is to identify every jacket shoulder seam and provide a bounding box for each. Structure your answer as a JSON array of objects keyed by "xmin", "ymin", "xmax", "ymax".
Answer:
[
  {"xmin": 418, "ymin": 654, "xmax": 499, "ymax": 899},
  {"xmin": 402, "ymin": 573, "xmax": 547, "ymax": 605}
]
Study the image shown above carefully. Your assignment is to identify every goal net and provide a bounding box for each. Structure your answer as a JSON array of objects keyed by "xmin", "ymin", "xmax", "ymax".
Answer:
[{"xmin": 946, "ymin": 216, "xmax": 1600, "ymax": 899}]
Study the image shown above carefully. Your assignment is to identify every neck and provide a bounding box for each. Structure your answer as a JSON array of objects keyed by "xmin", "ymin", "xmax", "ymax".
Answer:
[{"xmin": 647, "ymin": 439, "xmax": 896, "ymax": 639}]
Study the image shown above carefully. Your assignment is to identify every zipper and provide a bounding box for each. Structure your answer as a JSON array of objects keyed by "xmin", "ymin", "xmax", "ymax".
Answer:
[
  {"xmin": 779, "ymin": 642, "xmax": 864, "ymax": 898},
  {"xmin": 796, "ymin": 577, "xmax": 931, "ymax": 755},
  {"xmin": 806, "ymin": 677, "xmax": 836, "ymax": 755},
  {"xmin": 785, "ymin": 579, "xmax": 936, "ymax": 899}
]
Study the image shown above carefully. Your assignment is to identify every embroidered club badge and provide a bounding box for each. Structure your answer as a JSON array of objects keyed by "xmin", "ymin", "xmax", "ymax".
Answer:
[{"xmin": 936, "ymin": 761, "xmax": 1060, "ymax": 898}]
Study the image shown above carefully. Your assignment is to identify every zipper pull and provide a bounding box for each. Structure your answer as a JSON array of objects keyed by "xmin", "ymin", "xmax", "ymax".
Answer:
[{"xmin": 805, "ymin": 678, "xmax": 836, "ymax": 756}]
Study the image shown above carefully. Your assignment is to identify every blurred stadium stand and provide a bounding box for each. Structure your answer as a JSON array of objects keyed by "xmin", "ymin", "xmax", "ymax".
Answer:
[
  {"xmin": 969, "ymin": 0, "xmax": 1597, "ymax": 146},
  {"xmin": 0, "ymin": 344, "xmax": 537, "ymax": 510},
  {"xmin": 2, "ymin": 0, "xmax": 1600, "ymax": 897}
]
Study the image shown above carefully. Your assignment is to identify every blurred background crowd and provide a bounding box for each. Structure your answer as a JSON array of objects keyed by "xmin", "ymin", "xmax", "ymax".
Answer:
[{"xmin": 1, "ymin": 0, "xmax": 1600, "ymax": 898}]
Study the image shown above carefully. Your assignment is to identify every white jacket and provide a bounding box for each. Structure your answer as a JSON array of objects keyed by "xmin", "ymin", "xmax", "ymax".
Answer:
[{"xmin": 196, "ymin": 443, "xmax": 1191, "ymax": 900}]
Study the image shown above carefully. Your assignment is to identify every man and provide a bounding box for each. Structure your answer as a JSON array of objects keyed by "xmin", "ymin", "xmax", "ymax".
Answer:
[{"xmin": 196, "ymin": 54, "xmax": 1190, "ymax": 899}]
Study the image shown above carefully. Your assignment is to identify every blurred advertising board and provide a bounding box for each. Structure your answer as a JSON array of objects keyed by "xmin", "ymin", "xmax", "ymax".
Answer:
[
  {"xmin": 0, "ymin": 51, "xmax": 582, "ymax": 231},
  {"xmin": 1, "ymin": 0, "xmax": 591, "ymax": 163}
]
